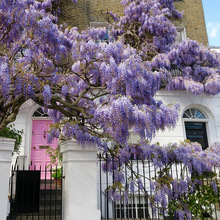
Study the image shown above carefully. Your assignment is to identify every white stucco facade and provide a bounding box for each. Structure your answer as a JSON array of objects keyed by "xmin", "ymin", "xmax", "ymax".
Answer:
[
  {"xmin": 128, "ymin": 90, "xmax": 220, "ymax": 147},
  {"xmin": 12, "ymin": 89, "xmax": 220, "ymax": 166},
  {"xmin": 154, "ymin": 90, "xmax": 220, "ymax": 145}
]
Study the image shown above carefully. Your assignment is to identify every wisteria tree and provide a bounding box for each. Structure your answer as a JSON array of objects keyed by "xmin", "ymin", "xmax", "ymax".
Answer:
[{"xmin": 1, "ymin": 0, "xmax": 220, "ymax": 219}]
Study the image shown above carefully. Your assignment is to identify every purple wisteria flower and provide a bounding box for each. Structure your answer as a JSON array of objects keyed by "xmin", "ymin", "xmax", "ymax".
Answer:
[{"xmin": 211, "ymin": 181, "xmax": 218, "ymax": 194}]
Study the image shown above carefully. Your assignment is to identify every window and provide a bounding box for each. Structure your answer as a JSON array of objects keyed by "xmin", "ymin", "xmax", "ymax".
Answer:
[
  {"xmin": 183, "ymin": 108, "xmax": 205, "ymax": 119},
  {"xmin": 14, "ymin": 49, "xmax": 25, "ymax": 63},
  {"xmin": 170, "ymin": 68, "xmax": 183, "ymax": 77},
  {"xmin": 176, "ymin": 27, "xmax": 186, "ymax": 43},
  {"xmin": 115, "ymin": 196, "xmax": 149, "ymax": 219},
  {"xmin": 33, "ymin": 108, "xmax": 49, "ymax": 118},
  {"xmin": 90, "ymin": 22, "xmax": 109, "ymax": 43},
  {"xmin": 183, "ymin": 108, "xmax": 208, "ymax": 150}
]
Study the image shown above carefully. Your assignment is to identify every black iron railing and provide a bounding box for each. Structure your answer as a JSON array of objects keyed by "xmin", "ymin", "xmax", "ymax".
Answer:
[
  {"xmin": 98, "ymin": 153, "xmax": 220, "ymax": 220},
  {"xmin": 7, "ymin": 163, "xmax": 62, "ymax": 220}
]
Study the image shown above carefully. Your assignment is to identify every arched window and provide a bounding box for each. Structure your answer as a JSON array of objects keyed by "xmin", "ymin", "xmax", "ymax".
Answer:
[
  {"xmin": 33, "ymin": 108, "xmax": 49, "ymax": 118},
  {"xmin": 183, "ymin": 108, "xmax": 208, "ymax": 150}
]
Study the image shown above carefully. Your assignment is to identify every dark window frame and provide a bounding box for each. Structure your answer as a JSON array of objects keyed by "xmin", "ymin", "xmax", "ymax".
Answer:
[{"xmin": 183, "ymin": 108, "xmax": 209, "ymax": 150}]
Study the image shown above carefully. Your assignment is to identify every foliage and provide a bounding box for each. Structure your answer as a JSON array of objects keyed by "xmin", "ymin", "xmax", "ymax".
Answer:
[
  {"xmin": 170, "ymin": 174, "xmax": 219, "ymax": 219},
  {"xmin": 51, "ymin": 167, "xmax": 62, "ymax": 179},
  {"xmin": 46, "ymin": 146, "xmax": 62, "ymax": 167},
  {"xmin": 47, "ymin": 146, "xmax": 62, "ymax": 179},
  {"xmin": 0, "ymin": 124, "xmax": 23, "ymax": 153},
  {"xmin": 167, "ymin": 172, "xmax": 219, "ymax": 220}
]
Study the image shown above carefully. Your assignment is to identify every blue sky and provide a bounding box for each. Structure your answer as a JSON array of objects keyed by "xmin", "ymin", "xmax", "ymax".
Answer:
[{"xmin": 202, "ymin": 0, "xmax": 220, "ymax": 47}]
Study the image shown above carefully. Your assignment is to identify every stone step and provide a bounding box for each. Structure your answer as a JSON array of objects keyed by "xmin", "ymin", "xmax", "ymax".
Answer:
[
  {"xmin": 9, "ymin": 215, "xmax": 61, "ymax": 220},
  {"xmin": 39, "ymin": 204, "xmax": 62, "ymax": 211},
  {"xmin": 39, "ymin": 199, "xmax": 62, "ymax": 206},
  {"xmin": 40, "ymin": 189, "xmax": 62, "ymax": 197},
  {"xmin": 8, "ymin": 188, "xmax": 62, "ymax": 219}
]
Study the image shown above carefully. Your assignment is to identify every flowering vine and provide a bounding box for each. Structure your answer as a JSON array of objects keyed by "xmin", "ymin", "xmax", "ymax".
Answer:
[{"xmin": 0, "ymin": 0, "xmax": 220, "ymax": 217}]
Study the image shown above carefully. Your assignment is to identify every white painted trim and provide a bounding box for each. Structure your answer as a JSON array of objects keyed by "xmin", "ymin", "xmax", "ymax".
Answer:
[
  {"xmin": 176, "ymin": 27, "xmax": 187, "ymax": 42},
  {"xmin": 90, "ymin": 22, "xmax": 109, "ymax": 28},
  {"xmin": 0, "ymin": 138, "xmax": 14, "ymax": 220},
  {"xmin": 32, "ymin": 117, "xmax": 50, "ymax": 120},
  {"xmin": 182, "ymin": 118, "xmax": 208, "ymax": 122}
]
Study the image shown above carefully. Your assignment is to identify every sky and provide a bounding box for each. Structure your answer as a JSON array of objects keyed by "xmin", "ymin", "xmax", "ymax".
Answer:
[{"xmin": 202, "ymin": 0, "xmax": 220, "ymax": 47}]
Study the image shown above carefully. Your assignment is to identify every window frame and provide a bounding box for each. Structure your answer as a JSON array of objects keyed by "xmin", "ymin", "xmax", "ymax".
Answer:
[
  {"xmin": 32, "ymin": 107, "xmax": 49, "ymax": 119},
  {"xmin": 176, "ymin": 27, "xmax": 187, "ymax": 43}
]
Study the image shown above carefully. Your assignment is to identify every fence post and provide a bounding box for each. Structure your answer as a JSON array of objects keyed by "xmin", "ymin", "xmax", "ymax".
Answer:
[
  {"xmin": 60, "ymin": 140, "xmax": 101, "ymax": 220},
  {"xmin": 0, "ymin": 137, "xmax": 15, "ymax": 220}
]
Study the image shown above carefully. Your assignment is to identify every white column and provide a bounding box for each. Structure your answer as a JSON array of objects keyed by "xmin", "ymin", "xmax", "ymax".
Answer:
[
  {"xmin": 60, "ymin": 140, "xmax": 101, "ymax": 220},
  {"xmin": 0, "ymin": 137, "xmax": 15, "ymax": 220}
]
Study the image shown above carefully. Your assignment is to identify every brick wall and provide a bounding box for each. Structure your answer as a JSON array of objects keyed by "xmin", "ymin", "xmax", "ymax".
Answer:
[
  {"xmin": 59, "ymin": 0, "xmax": 123, "ymax": 30},
  {"xmin": 59, "ymin": 0, "xmax": 208, "ymax": 45},
  {"xmin": 174, "ymin": 0, "xmax": 208, "ymax": 45}
]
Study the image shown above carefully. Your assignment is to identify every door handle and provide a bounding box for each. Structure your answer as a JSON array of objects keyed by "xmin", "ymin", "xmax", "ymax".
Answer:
[{"xmin": 44, "ymin": 130, "xmax": 46, "ymax": 138}]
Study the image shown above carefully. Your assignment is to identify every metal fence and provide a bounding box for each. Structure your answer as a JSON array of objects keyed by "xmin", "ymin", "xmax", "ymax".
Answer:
[
  {"xmin": 7, "ymin": 162, "xmax": 62, "ymax": 220},
  {"xmin": 98, "ymin": 153, "xmax": 220, "ymax": 220}
]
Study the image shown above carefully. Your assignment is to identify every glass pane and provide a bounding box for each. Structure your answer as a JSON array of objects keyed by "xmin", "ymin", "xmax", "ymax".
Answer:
[
  {"xmin": 33, "ymin": 108, "xmax": 49, "ymax": 117},
  {"xmin": 176, "ymin": 30, "xmax": 183, "ymax": 43},
  {"xmin": 183, "ymin": 109, "xmax": 191, "ymax": 118},
  {"xmin": 185, "ymin": 122, "xmax": 208, "ymax": 150},
  {"xmin": 183, "ymin": 108, "xmax": 206, "ymax": 119},
  {"xmin": 190, "ymin": 108, "xmax": 196, "ymax": 118},
  {"xmin": 195, "ymin": 109, "xmax": 205, "ymax": 119}
]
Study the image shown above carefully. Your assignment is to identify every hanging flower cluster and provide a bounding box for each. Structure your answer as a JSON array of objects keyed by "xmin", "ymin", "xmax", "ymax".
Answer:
[
  {"xmin": 109, "ymin": 0, "xmax": 182, "ymax": 53},
  {"xmin": 165, "ymin": 40, "xmax": 220, "ymax": 95}
]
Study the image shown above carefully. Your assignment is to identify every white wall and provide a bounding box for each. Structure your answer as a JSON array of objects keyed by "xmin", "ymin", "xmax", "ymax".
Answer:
[
  {"xmin": 211, "ymin": 47, "xmax": 220, "ymax": 53},
  {"xmin": 11, "ymin": 100, "xmax": 39, "ymax": 167},
  {"xmin": 153, "ymin": 90, "xmax": 220, "ymax": 146},
  {"xmin": 129, "ymin": 90, "xmax": 220, "ymax": 147}
]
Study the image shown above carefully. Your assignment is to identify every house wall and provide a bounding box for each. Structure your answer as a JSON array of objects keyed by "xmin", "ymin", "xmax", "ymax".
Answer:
[
  {"xmin": 59, "ymin": 0, "xmax": 122, "ymax": 31},
  {"xmin": 211, "ymin": 47, "xmax": 220, "ymax": 53},
  {"xmin": 155, "ymin": 90, "xmax": 220, "ymax": 145},
  {"xmin": 59, "ymin": 0, "xmax": 208, "ymax": 45},
  {"xmin": 173, "ymin": 0, "xmax": 208, "ymax": 45},
  {"xmin": 129, "ymin": 90, "xmax": 220, "ymax": 147}
]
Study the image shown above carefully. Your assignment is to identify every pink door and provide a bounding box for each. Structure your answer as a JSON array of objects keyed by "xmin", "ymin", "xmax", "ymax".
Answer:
[{"xmin": 31, "ymin": 120, "xmax": 58, "ymax": 178}]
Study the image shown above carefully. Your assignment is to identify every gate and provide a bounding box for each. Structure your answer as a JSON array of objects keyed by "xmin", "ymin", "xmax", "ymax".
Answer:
[{"xmin": 7, "ymin": 162, "xmax": 62, "ymax": 220}]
